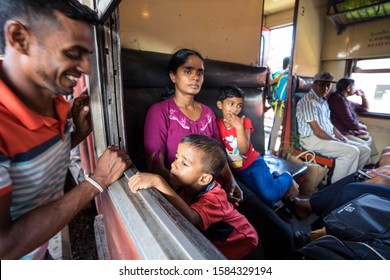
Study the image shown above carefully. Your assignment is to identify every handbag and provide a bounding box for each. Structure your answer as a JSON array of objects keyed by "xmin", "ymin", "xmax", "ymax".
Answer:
[{"xmin": 287, "ymin": 150, "xmax": 328, "ymax": 196}]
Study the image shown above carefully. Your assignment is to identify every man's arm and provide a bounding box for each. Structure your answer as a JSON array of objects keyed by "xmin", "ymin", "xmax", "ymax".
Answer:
[
  {"xmin": 333, "ymin": 127, "xmax": 348, "ymax": 143},
  {"xmin": 0, "ymin": 147, "xmax": 130, "ymax": 259},
  {"xmin": 364, "ymin": 172, "xmax": 390, "ymax": 186},
  {"xmin": 308, "ymin": 121, "xmax": 342, "ymax": 141}
]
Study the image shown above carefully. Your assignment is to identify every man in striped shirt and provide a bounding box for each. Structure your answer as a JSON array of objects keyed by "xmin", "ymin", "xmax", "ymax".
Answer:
[
  {"xmin": 0, "ymin": 0, "xmax": 131, "ymax": 260},
  {"xmin": 296, "ymin": 71, "xmax": 370, "ymax": 183}
]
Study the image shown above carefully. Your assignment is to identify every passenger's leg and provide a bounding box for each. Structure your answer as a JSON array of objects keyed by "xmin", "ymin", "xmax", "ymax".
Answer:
[
  {"xmin": 346, "ymin": 134, "xmax": 377, "ymax": 157},
  {"xmin": 301, "ymin": 135, "xmax": 359, "ymax": 183},
  {"xmin": 347, "ymin": 139, "xmax": 371, "ymax": 168},
  {"xmin": 235, "ymin": 157, "xmax": 292, "ymax": 207},
  {"xmin": 293, "ymin": 173, "xmax": 356, "ymax": 219}
]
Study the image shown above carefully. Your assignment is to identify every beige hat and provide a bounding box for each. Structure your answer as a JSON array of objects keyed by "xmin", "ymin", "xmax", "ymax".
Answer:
[{"xmin": 313, "ymin": 71, "xmax": 337, "ymax": 83}]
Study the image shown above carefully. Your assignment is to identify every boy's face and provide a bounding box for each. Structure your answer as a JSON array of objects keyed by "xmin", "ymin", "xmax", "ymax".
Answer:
[
  {"xmin": 169, "ymin": 142, "xmax": 211, "ymax": 191},
  {"xmin": 217, "ymin": 97, "xmax": 244, "ymax": 118}
]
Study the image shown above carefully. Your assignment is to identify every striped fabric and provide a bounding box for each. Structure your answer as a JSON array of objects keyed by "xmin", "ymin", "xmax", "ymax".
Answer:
[
  {"xmin": 296, "ymin": 89, "xmax": 334, "ymax": 137},
  {"xmin": 0, "ymin": 76, "xmax": 71, "ymax": 259},
  {"xmin": 7, "ymin": 134, "xmax": 70, "ymax": 220}
]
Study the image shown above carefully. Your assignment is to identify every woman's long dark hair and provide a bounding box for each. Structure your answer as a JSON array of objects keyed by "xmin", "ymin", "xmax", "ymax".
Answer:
[{"xmin": 161, "ymin": 48, "xmax": 204, "ymax": 100}]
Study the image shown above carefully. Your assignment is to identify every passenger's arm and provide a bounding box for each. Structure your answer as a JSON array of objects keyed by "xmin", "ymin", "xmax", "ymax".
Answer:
[
  {"xmin": 367, "ymin": 166, "xmax": 390, "ymax": 176},
  {"xmin": 210, "ymin": 113, "xmax": 243, "ymax": 205},
  {"xmin": 282, "ymin": 179, "xmax": 300, "ymax": 201},
  {"xmin": 224, "ymin": 114, "xmax": 250, "ymax": 154},
  {"xmin": 128, "ymin": 172, "xmax": 202, "ymax": 226},
  {"xmin": 364, "ymin": 171, "xmax": 390, "ymax": 186},
  {"xmin": 268, "ymin": 71, "xmax": 281, "ymax": 86},
  {"xmin": 308, "ymin": 121, "xmax": 342, "ymax": 141},
  {"xmin": 378, "ymin": 151, "xmax": 390, "ymax": 167},
  {"xmin": 218, "ymin": 164, "xmax": 243, "ymax": 206},
  {"xmin": 357, "ymin": 90, "xmax": 369, "ymax": 109},
  {"xmin": 0, "ymin": 147, "xmax": 130, "ymax": 259},
  {"xmin": 333, "ymin": 127, "xmax": 348, "ymax": 143},
  {"xmin": 70, "ymin": 91, "xmax": 92, "ymax": 148}
]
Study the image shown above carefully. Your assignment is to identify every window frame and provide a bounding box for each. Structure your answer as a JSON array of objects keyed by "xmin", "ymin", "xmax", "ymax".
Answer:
[{"xmin": 347, "ymin": 57, "xmax": 390, "ymax": 118}]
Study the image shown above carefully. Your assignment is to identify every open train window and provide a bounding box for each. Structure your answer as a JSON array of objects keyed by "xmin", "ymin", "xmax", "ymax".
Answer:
[{"xmin": 350, "ymin": 58, "xmax": 390, "ymax": 114}]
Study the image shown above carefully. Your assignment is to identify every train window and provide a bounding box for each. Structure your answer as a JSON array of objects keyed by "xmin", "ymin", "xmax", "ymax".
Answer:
[{"xmin": 350, "ymin": 58, "xmax": 390, "ymax": 114}]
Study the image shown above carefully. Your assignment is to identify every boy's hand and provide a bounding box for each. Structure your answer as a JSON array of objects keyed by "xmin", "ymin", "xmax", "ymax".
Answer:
[
  {"xmin": 224, "ymin": 114, "xmax": 245, "ymax": 130},
  {"xmin": 128, "ymin": 172, "xmax": 163, "ymax": 193},
  {"xmin": 285, "ymin": 180, "xmax": 299, "ymax": 201}
]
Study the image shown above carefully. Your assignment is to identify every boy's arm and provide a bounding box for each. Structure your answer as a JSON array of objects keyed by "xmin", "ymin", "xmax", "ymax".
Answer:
[
  {"xmin": 128, "ymin": 172, "xmax": 202, "ymax": 225},
  {"xmin": 225, "ymin": 114, "xmax": 250, "ymax": 154}
]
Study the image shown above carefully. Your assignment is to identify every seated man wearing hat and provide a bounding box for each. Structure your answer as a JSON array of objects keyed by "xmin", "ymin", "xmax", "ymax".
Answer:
[{"xmin": 296, "ymin": 71, "xmax": 371, "ymax": 183}]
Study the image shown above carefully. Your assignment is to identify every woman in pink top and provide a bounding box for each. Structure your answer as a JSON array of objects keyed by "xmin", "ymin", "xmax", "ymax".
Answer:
[{"xmin": 144, "ymin": 49, "xmax": 242, "ymax": 205}]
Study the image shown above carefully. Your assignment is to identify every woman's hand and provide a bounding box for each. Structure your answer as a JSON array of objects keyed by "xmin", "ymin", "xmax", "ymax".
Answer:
[{"xmin": 224, "ymin": 178, "xmax": 243, "ymax": 207}]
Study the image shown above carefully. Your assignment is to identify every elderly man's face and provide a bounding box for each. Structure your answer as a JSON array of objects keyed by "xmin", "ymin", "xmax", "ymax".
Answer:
[{"xmin": 312, "ymin": 81, "xmax": 333, "ymax": 98}]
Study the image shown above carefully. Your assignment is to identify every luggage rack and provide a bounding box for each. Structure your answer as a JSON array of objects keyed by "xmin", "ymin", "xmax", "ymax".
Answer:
[{"xmin": 327, "ymin": 0, "xmax": 390, "ymax": 34}]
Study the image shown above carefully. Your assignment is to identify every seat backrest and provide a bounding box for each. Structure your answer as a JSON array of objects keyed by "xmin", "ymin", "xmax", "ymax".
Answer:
[
  {"xmin": 121, "ymin": 49, "xmax": 266, "ymax": 171},
  {"xmin": 291, "ymin": 75, "xmax": 313, "ymax": 139}
]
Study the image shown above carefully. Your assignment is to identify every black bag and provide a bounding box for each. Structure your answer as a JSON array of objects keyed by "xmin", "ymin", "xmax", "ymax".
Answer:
[
  {"xmin": 293, "ymin": 194, "xmax": 390, "ymax": 260},
  {"xmin": 295, "ymin": 235, "xmax": 389, "ymax": 260},
  {"xmin": 323, "ymin": 194, "xmax": 390, "ymax": 245}
]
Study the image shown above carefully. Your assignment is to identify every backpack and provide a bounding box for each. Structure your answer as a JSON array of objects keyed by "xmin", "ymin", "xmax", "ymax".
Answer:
[
  {"xmin": 323, "ymin": 194, "xmax": 390, "ymax": 245},
  {"xmin": 295, "ymin": 235, "xmax": 389, "ymax": 260},
  {"xmin": 294, "ymin": 194, "xmax": 390, "ymax": 260},
  {"xmin": 272, "ymin": 70, "xmax": 289, "ymax": 102}
]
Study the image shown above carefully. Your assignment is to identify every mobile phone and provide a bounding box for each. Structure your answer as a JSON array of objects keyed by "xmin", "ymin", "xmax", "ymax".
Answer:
[{"xmin": 353, "ymin": 170, "xmax": 372, "ymax": 182}]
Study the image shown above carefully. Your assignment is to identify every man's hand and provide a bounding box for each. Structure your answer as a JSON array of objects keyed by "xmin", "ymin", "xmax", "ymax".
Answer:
[
  {"xmin": 90, "ymin": 146, "xmax": 132, "ymax": 189},
  {"xmin": 71, "ymin": 90, "xmax": 92, "ymax": 147},
  {"xmin": 366, "ymin": 168, "xmax": 390, "ymax": 186},
  {"xmin": 367, "ymin": 166, "xmax": 390, "ymax": 176}
]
